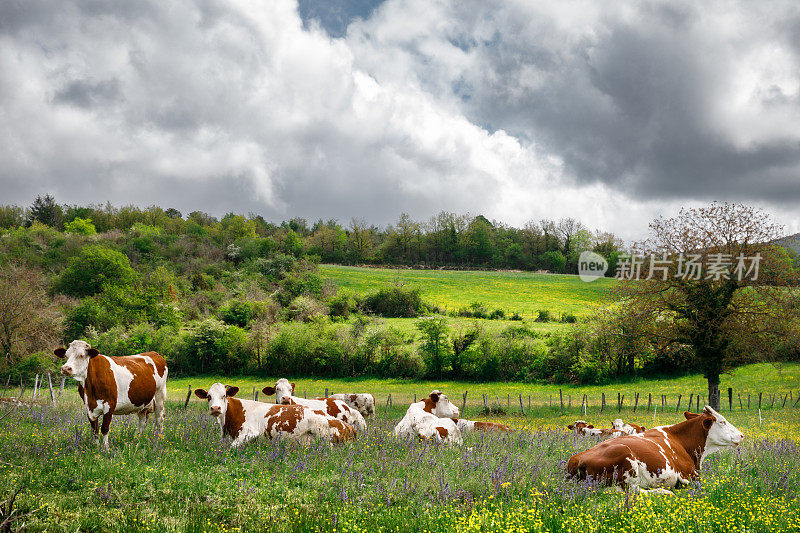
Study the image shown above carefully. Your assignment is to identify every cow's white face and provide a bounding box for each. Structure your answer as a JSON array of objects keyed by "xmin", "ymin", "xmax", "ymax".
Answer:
[
  {"xmin": 55, "ymin": 340, "xmax": 98, "ymax": 382},
  {"xmin": 195, "ymin": 383, "xmax": 239, "ymax": 418},
  {"xmin": 262, "ymin": 378, "xmax": 295, "ymax": 404},
  {"xmin": 704, "ymin": 406, "xmax": 744, "ymax": 448},
  {"xmin": 429, "ymin": 390, "xmax": 460, "ymax": 418}
]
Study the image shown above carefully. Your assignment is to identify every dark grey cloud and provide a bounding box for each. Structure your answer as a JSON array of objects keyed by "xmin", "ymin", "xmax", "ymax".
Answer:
[
  {"xmin": 1, "ymin": 0, "xmax": 799, "ymax": 239},
  {"xmin": 349, "ymin": 0, "xmax": 800, "ymax": 207}
]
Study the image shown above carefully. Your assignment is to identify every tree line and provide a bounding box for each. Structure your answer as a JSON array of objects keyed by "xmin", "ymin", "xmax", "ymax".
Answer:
[{"xmin": 0, "ymin": 195, "xmax": 624, "ymax": 274}]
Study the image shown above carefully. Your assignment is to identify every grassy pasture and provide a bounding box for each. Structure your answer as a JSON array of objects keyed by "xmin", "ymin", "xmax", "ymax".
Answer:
[
  {"xmin": 2, "ymin": 372, "xmax": 800, "ymax": 532},
  {"xmin": 319, "ymin": 265, "xmax": 614, "ymax": 318}
]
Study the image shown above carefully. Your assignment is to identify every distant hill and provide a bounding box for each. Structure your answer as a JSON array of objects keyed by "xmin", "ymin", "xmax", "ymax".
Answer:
[{"xmin": 776, "ymin": 233, "xmax": 800, "ymax": 256}]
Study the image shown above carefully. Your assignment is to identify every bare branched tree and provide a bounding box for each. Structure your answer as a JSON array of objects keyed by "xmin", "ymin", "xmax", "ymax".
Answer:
[
  {"xmin": 617, "ymin": 203, "xmax": 798, "ymax": 409},
  {"xmin": 0, "ymin": 264, "xmax": 62, "ymax": 369}
]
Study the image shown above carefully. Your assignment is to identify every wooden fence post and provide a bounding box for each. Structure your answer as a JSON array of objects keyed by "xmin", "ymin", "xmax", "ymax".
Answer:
[
  {"xmin": 0, "ymin": 375, "xmax": 10, "ymax": 400},
  {"xmin": 676, "ymin": 394, "xmax": 682, "ymax": 412},
  {"xmin": 47, "ymin": 373, "xmax": 55, "ymax": 406},
  {"xmin": 184, "ymin": 387, "xmax": 192, "ymax": 410}
]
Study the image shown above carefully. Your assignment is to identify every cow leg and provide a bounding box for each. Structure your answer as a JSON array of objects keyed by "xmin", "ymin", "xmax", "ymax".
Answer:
[
  {"xmin": 153, "ymin": 386, "xmax": 166, "ymax": 435},
  {"xmin": 137, "ymin": 411, "xmax": 149, "ymax": 433},
  {"xmin": 100, "ymin": 412, "xmax": 113, "ymax": 451},
  {"xmin": 87, "ymin": 413, "xmax": 100, "ymax": 443},
  {"xmin": 231, "ymin": 430, "xmax": 258, "ymax": 448}
]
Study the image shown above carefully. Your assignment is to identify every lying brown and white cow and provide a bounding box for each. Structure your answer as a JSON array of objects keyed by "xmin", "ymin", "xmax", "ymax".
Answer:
[
  {"xmin": 453, "ymin": 419, "xmax": 513, "ymax": 433},
  {"xmin": 56, "ymin": 340, "xmax": 167, "ymax": 450},
  {"xmin": 394, "ymin": 391, "xmax": 462, "ymax": 445},
  {"xmin": 261, "ymin": 378, "xmax": 367, "ymax": 431},
  {"xmin": 195, "ymin": 383, "xmax": 355, "ymax": 447},
  {"xmin": 567, "ymin": 406, "xmax": 743, "ymax": 494},
  {"xmin": 568, "ymin": 419, "xmax": 646, "ymax": 437},
  {"xmin": 327, "ymin": 393, "xmax": 375, "ymax": 418}
]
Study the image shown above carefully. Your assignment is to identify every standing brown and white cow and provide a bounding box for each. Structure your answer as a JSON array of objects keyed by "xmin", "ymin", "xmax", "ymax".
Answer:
[
  {"xmin": 56, "ymin": 340, "xmax": 168, "ymax": 450},
  {"xmin": 567, "ymin": 406, "xmax": 743, "ymax": 494}
]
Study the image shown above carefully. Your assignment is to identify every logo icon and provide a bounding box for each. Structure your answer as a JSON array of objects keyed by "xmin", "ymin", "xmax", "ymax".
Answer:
[{"xmin": 578, "ymin": 251, "xmax": 608, "ymax": 282}]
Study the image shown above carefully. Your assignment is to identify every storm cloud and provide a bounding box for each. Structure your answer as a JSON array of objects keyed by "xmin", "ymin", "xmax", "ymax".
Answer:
[{"xmin": 1, "ymin": 0, "xmax": 799, "ymax": 239}]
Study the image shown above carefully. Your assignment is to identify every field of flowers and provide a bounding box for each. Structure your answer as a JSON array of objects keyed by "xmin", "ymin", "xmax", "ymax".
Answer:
[{"xmin": 2, "ymin": 381, "xmax": 800, "ymax": 532}]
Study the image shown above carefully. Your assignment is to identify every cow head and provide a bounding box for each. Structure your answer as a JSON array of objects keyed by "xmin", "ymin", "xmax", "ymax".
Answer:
[
  {"xmin": 261, "ymin": 378, "xmax": 295, "ymax": 404},
  {"xmin": 55, "ymin": 340, "xmax": 99, "ymax": 382},
  {"xmin": 195, "ymin": 383, "xmax": 239, "ymax": 418},
  {"xmin": 425, "ymin": 390, "xmax": 460, "ymax": 418},
  {"xmin": 698, "ymin": 406, "xmax": 744, "ymax": 447},
  {"xmin": 567, "ymin": 420, "xmax": 593, "ymax": 432}
]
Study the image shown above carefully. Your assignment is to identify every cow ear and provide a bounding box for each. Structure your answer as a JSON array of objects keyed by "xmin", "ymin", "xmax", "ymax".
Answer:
[
  {"xmin": 291, "ymin": 382, "xmax": 296, "ymax": 393},
  {"xmin": 87, "ymin": 348, "xmax": 100, "ymax": 358},
  {"xmin": 262, "ymin": 386, "xmax": 275, "ymax": 396},
  {"xmin": 194, "ymin": 389, "xmax": 208, "ymax": 399},
  {"xmin": 429, "ymin": 392, "xmax": 440, "ymax": 403},
  {"xmin": 226, "ymin": 386, "xmax": 239, "ymax": 397},
  {"xmin": 684, "ymin": 411, "xmax": 699, "ymax": 420},
  {"xmin": 54, "ymin": 348, "xmax": 67, "ymax": 358},
  {"xmin": 702, "ymin": 417, "xmax": 715, "ymax": 430}
]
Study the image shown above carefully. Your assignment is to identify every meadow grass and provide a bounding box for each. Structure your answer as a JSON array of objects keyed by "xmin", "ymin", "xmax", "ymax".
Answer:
[
  {"xmin": 319, "ymin": 265, "xmax": 614, "ymax": 318},
  {"xmin": 2, "ymin": 391, "xmax": 800, "ymax": 532}
]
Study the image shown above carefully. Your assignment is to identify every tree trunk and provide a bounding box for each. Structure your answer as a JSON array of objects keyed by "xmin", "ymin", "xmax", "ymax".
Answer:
[{"xmin": 707, "ymin": 375, "xmax": 720, "ymax": 410}]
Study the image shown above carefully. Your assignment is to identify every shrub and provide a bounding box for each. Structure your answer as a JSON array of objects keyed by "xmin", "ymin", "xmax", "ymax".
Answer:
[
  {"xmin": 177, "ymin": 318, "xmax": 248, "ymax": 374},
  {"xmin": 535, "ymin": 309, "xmax": 551, "ymax": 323},
  {"xmin": 287, "ymin": 295, "xmax": 326, "ymax": 322},
  {"xmin": 328, "ymin": 292, "xmax": 356, "ymax": 319},
  {"xmin": 416, "ymin": 316, "xmax": 451, "ymax": 377},
  {"xmin": 364, "ymin": 286, "xmax": 424, "ymax": 318},
  {"xmin": 55, "ymin": 245, "xmax": 136, "ymax": 297},
  {"xmin": 489, "ymin": 309, "xmax": 505, "ymax": 320},
  {"xmin": 64, "ymin": 217, "xmax": 96, "ymax": 236},
  {"xmin": 219, "ymin": 300, "xmax": 254, "ymax": 327},
  {"xmin": 560, "ymin": 312, "xmax": 577, "ymax": 324}
]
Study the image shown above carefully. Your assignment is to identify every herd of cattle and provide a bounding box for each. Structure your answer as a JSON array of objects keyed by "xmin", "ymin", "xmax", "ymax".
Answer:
[{"xmin": 54, "ymin": 340, "xmax": 745, "ymax": 494}]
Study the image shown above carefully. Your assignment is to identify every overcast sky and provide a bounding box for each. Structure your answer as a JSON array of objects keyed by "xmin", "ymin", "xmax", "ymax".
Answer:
[{"xmin": 2, "ymin": 0, "xmax": 799, "ymax": 241}]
